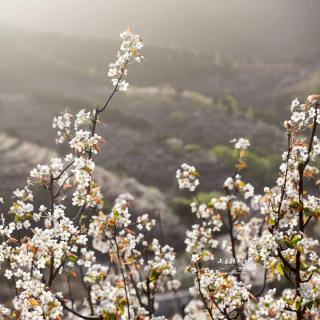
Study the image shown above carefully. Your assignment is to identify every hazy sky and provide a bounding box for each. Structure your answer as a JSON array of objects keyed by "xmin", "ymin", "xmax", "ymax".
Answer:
[{"xmin": 1, "ymin": 0, "xmax": 320, "ymax": 57}]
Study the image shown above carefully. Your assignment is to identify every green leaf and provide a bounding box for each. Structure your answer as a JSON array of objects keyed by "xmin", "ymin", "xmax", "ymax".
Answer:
[
  {"xmin": 315, "ymin": 208, "xmax": 320, "ymax": 217},
  {"xmin": 292, "ymin": 235, "xmax": 301, "ymax": 245},
  {"xmin": 284, "ymin": 239, "xmax": 293, "ymax": 249},
  {"xmin": 303, "ymin": 207, "xmax": 312, "ymax": 216},
  {"xmin": 289, "ymin": 201, "xmax": 303, "ymax": 211},
  {"xmin": 67, "ymin": 254, "xmax": 78, "ymax": 263},
  {"xmin": 267, "ymin": 217, "xmax": 276, "ymax": 226},
  {"xmin": 276, "ymin": 262, "xmax": 285, "ymax": 277},
  {"xmin": 294, "ymin": 297, "xmax": 301, "ymax": 311},
  {"xmin": 149, "ymin": 270, "xmax": 161, "ymax": 282},
  {"xmin": 113, "ymin": 210, "xmax": 119, "ymax": 219}
]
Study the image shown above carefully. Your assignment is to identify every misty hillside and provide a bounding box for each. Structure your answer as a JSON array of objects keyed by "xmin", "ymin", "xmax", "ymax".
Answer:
[
  {"xmin": 2, "ymin": 0, "xmax": 320, "ymax": 60},
  {"xmin": 0, "ymin": 26, "xmax": 320, "ymax": 233}
]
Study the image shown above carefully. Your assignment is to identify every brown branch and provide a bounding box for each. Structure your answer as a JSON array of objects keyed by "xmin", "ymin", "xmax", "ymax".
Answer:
[
  {"xmin": 273, "ymin": 133, "xmax": 292, "ymax": 230},
  {"xmin": 194, "ymin": 264, "xmax": 214, "ymax": 320},
  {"xmin": 126, "ymin": 265, "xmax": 146, "ymax": 309},
  {"xmin": 295, "ymin": 102, "xmax": 319, "ymax": 320},
  {"xmin": 113, "ymin": 228, "xmax": 131, "ymax": 320},
  {"xmin": 254, "ymin": 269, "xmax": 268, "ymax": 297},
  {"xmin": 79, "ymin": 266, "xmax": 95, "ymax": 315},
  {"xmin": 57, "ymin": 297, "xmax": 102, "ymax": 320},
  {"xmin": 66, "ymin": 276, "xmax": 75, "ymax": 310},
  {"xmin": 277, "ymin": 249, "xmax": 296, "ymax": 273},
  {"xmin": 54, "ymin": 173, "xmax": 74, "ymax": 198},
  {"xmin": 225, "ymin": 188, "xmax": 241, "ymax": 282},
  {"xmin": 47, "ymin": 174, "xmax": 55, "ymax": 288}
]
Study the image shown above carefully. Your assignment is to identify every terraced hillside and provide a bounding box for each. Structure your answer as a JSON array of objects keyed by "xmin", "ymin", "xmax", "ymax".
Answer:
[{"xmin": 0, "ymin": 133, "xmax": 54, "ymax": 191}]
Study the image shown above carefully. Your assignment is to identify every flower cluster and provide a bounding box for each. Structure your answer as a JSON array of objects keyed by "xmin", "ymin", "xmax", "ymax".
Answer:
[
  {"xmin": 108, "ymin": 27, "xmax": 144, "ymax": 92},
  {"xmin": 176, "ymin": 163, "xmax": 199, "ymax": 191},
  {"xmin": 88, "ymin": 193, "xmax": 179, "ymax": 318},
  {"xmin": 69, "ymin": 130, "xmax": 105, "ymax": 154},
  {"xmin": 177, "ymin": 95, "xmax": 320, "ymax": 319},
  {"xmin": 231, "ymin": 137, "xmax": 250, "ymax": 150},
  {"xmin": 52, "ymin": 111, "xmax": 72, "ymax": 144},
  {"xmin": 193, "ymin": 269, "xmax": 249, "ymax": 320},
  {"xmin": 179, "ymin": 139, "xmax": 259, "ymax": 319},
  {"xmin": 248, "ymin": 289, "xmax": 291, "ymax": 319},
  {"xmin": 0, "ymin": 198, "xmax": 87, "ymax": 319}
]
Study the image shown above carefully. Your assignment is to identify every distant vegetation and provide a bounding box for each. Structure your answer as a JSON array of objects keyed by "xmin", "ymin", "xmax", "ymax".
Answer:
[
  {"xmin": 0, "ymin": 24, "xmax": 319, "ymax": 242},
  {"xmin": 209, "ymin": 145, "xmax": 281, "ymax": 187}
]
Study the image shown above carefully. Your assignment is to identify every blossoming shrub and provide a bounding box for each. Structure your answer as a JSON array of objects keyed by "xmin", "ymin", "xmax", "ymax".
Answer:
[
  {"xmin": 0, "ymin": 29, "xmax": 179, "ymax": 320},
  {"xmin": 178, "ymin": 96, "xmax": 320, "ymax": 319},
  {"xmin": 0, "ymin": 27, "xmax": 320, "ymax": 320}
]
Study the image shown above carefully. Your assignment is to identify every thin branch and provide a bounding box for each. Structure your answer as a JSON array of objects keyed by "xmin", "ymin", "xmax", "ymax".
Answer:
[
  {"xmin": 225, "ymin": 188, "xmax": 241, "ymax": 282},
  {"xmin": 295, "ymin": 102, "xmax": 319, "ymax": 320},
  {"xmin": 113, "ymin": 228, "xmax": 131, "ymax": 320},
  {"xmin": 194, "ymin": 264, "xmax": 214, "ymax": 320},
  {"xmin": 254, "ymin": 269, "xmax": 267, "ymax": 297},
  {"xmin": 277, "ymin": 249, "xmax": 296, "ymax": 273},
  {"xmin": 57, "ymin": 297, "xmax": 102, "ymax": 320},
  {"xmin": 54, "ymin": 173, "xmax": 74, "ymax": 198},
  {"xmin": 79, "ymin": 266, "xmax": 95, "ymax": 315}
]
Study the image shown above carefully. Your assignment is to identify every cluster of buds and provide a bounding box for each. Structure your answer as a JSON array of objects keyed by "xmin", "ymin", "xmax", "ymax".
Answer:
[
  {"xmin": 108, "ymin": 27, "xmax": 144, "ymax": 92},
  {"xmin": 176, "ymin": 163, "xmax": 200, "ymax": 191}
]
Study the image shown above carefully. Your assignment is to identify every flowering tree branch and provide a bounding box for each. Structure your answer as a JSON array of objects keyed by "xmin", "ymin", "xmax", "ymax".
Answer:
[{"xmin": 177, "ymin": 96, "xmax": 320, "ymax": 319}]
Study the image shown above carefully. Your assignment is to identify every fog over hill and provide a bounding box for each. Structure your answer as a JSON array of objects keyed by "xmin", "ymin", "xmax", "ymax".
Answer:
[
  {"xmin": 0, "ymin": 3, "xmax": 320, "ymax": 245},
  {"xmin": 0, "ymin": 25, "xmax": 318, "ymax": 197},
  {"xmin": 1, "ymin": 0, "xmax": 320, "ymax": 59}
]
